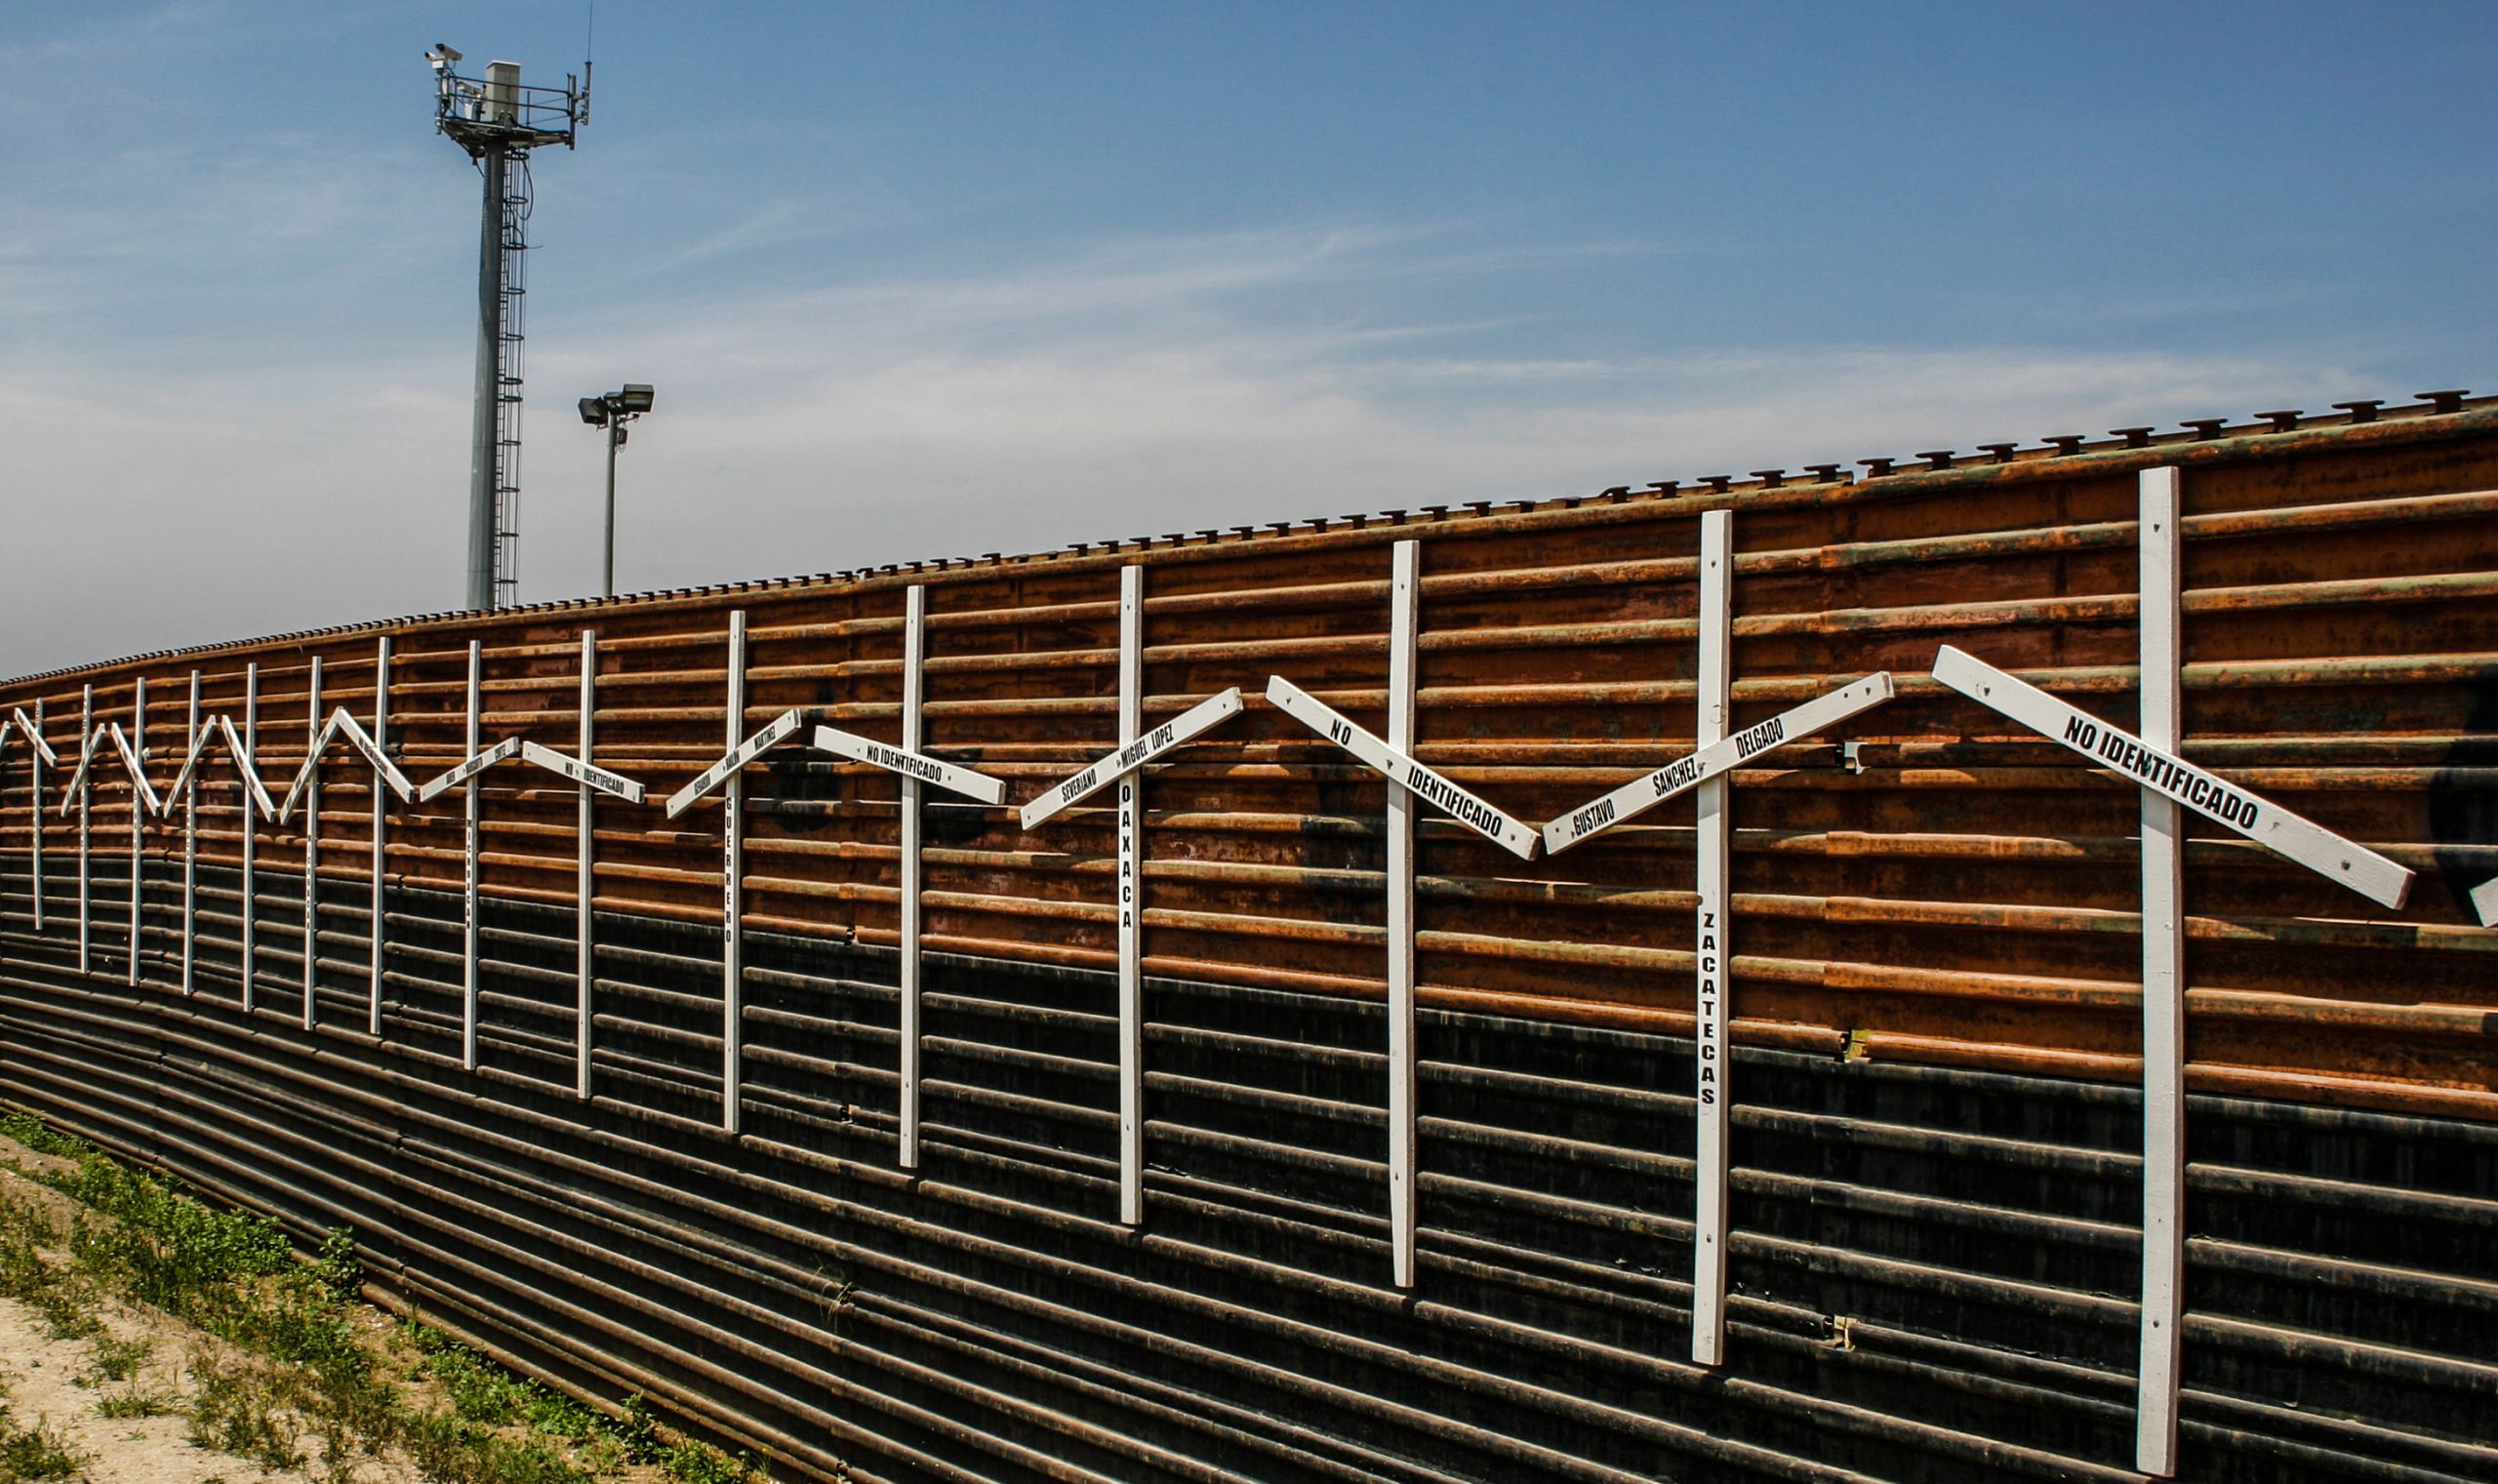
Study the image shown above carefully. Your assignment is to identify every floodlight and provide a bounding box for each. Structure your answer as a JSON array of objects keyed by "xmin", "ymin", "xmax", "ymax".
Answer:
[{"xmin": 584, "ymin": 383, "xmax": 657, "ymax": 598}]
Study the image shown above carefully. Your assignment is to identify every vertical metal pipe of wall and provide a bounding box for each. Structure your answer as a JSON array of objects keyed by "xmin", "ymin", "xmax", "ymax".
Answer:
[
  {"xmin": 371, "ymin": 638, "xmax": 390, "ymax": 1036},
  {"xmin": 303, "ymin": 657, "xmax": 323, "ymax": 1028},
  {"xmin": 722, "ymin": 613, "xmax": 746, "ymax": 1136},
  {"xmin": 1691, "ymin": 508, "xmax": 1734, "ymax": 1365},
  {"xmin": 1387, "ymin": 540, "xmax": 1420, "ymax": 1289},
  {"xmin": 578, "ymin": 628, "xmax": 597, "ymax": 1100},
  {"xmin": 77, "ymin": 683, "xmax": 91, "ymax": 975},
  {"xmin": 2137, "ymin": 466, "xmax": 2186, "ymax": 1476},
  {"xmin": 181, "ymin": 672, "xmax": 199, "ymax": 996},
  {"xmin": 128, "ymin": 677, "xmax": 144, "ymax": 986},
  {"xmin": 242, "ymin": 663, "xmax": 259, "ymax": 1011},
  {"xmin": 899, "ymin": 585, "xmax": 927, "ymax": 1170},
  {"xmin": 463, "ymin": 639, "xmax": 482, "ymax": 1070},
  {"xmin": 1116, "ymin": 566, "xmax": 1145, "ymax": 1226}
]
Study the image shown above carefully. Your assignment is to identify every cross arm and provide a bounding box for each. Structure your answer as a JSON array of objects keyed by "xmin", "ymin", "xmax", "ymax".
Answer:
[
  {"xmin": 1265, "ymin": 676, "xmax": 1538, "ymax": 860},
  {"xmin": 811, "ymin": 726, "xmax": 1007, "ymax": 805},
  {"xmin": 1019, "ymin": 688, "xmax": 1243, "ymax": 830},
  {"xmin": 664, "ymin": 709, "xmax": 804, "ymax": 818}
]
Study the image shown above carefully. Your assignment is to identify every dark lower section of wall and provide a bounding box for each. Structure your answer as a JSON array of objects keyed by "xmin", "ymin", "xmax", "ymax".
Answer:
[{"xmin": 0, "ymin": 861, "xmax": 2493, "ymax": 1484}]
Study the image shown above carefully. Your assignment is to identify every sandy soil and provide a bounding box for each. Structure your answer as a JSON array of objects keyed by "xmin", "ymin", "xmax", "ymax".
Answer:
[
  {"xmin": 0, "ymin": 1131, "xmax": 707, "ymax": 1484},
  {"xmin": 0, "ymin": 1136, "xmax": 421, "ymax": 1484},
  {"xmin": 0, "ymin": 1288, "xmax": 318, "ymax": 1484}
]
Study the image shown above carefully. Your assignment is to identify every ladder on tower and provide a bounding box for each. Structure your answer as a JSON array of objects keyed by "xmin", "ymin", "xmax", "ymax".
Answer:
[{"xmin": 492, "ymin": 150, "xmax": 531, "ymax": 609}]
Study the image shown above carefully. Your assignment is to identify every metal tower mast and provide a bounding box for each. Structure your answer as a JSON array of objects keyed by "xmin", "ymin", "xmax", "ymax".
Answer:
[{"xmin": 429, "ymin": 46, "xmax": 587, "ymax": 611}]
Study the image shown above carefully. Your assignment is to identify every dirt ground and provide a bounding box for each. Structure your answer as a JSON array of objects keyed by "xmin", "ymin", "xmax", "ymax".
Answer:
[
  {"xmin": 0, "ymin": 1139, "xmax": 409, "ymax": 1468},
  {"xmin": 0, "ymin": 1129, "xmax": 722, "ymax": 1484},
  {"xmin": 0, "ymin": 1288, "xmax": 329, "ymax": 1484},
  {"xmin": 0, "ymin": 1137, "xmax": 422, "ymax": 1484}
]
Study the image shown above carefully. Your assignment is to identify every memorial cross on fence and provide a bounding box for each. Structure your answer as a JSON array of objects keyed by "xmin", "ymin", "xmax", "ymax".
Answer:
[
  {"xmin": 180, "ymin": 674, "xmax": 198, "ymax": 997},
  {"xmin": 1537, "ymin": 508, "xmax": 1898, "ymax": 1368},
  {"xmin": 811, "ymin": 584, "xmax": 1009, "ymax": 1171},
  {"xmin": 123, "ymin": 682, "xmax": 152, "ymax": 987},
  {"xmin": 662, "ymin": 595, "xmax": 1008, "ymax": 1158},
  {"xmin": 165, "ymin": 698, "xmax": 279, "ymax": 1011},
  {"xmin": 275, "ymin": 653, "xmax": 420, "ymax": 1032},
  {"xmin": 420, "ymin": 639, "xmax": 650, "ymax": 1081},
  {"xmin": 1265, "ymin": 538, "xmax": 1542, "ymax": 1290},
  {"xmin": 1931, "ymin": 465, "xmax": 2414, "ymax": 1479},
  {"xmin": 3, "ymin": 705, "xmax": 58, "ymax": 931},
  {"xmin": 661, "ymin": 609, "xmax": 808, "ymax": 1137},
  {"xmin": 59, "ymin": 684, "xmax": 163, "ymax": 979},
  {"xmin": 1017, "ymin": 563, "xmax": 1246, "ymax": 1226}
]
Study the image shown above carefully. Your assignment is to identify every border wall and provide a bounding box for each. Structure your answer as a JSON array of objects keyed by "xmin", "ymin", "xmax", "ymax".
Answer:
[{"xmin": 2, "ymin": 399, "xmax": 2493, "ymax": 1481}]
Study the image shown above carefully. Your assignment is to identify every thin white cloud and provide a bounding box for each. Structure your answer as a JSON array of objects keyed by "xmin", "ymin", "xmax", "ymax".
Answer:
[{"xmin": 0, "ymin": 224, "xmax": 2344, "ymax": 678}]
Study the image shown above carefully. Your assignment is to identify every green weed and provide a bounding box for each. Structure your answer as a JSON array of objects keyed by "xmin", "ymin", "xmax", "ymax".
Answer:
[
  {"xmin": 79, "ymin": 1335, "xmax": 150, "ymax": 1385},
  {"xmin": 93, "ymin": 1390, "xmax": 175, "ymax": 1420},
  {"xmin": 618, "ymin": 1396, "xmax": 760, "ymax": 1484},
  {"xmin": 185, "ymin": 1355, "xmax": 304, "ymax": 1474},
  {"xmin": 312, "ymin": 1226, "xmax": 363, "ymax": 1303},
  {"xmin": 413, "ymin": 1330, "xmax": 531, "ymax": 1425},
  {"xmin": 52, "ymin": 1159, "xmax": 290, "ymax": 1319},
  {"xmin": 0, "ymin": 1406, "xmax": 91, "ymax": 1484},
  {"xmin": 5, "ymin": 1117, "xmax": 793, "ymax": 1484},
  {"xmin": 0, "ymin": 1114, "xmax": 92, "ymax": 1160},
  {"xmin": 28, "ymin": 1275, "xmax": 102, "ymax": 1344},
  {"xmin": 402, "ymin": 1410, "xmax": 595, "ymax": 1484}
]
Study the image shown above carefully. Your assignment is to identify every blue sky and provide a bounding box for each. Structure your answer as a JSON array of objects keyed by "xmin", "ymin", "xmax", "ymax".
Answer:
[{"xmin": 4, "ymin": 2, "xmax": 2492, "ymax": 675}]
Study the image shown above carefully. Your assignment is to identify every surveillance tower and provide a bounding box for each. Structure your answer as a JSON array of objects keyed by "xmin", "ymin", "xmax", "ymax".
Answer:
[{"xmin": 428, "ymin": 44, "xmax": 588, "ymax": 611}]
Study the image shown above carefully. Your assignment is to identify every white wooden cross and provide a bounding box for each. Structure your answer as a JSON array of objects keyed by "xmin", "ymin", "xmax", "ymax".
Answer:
[
  {"xmin": 1538, "ymin": 509, "xmax": 1896, "ymax": 1367},
  {"xmin": 276, "ymin": 677, "xmax": 421, "ymax": 1030},
  {"xmin": 60, "ymin": 687, "xmax": 163, "ymax": 979},
  {"xmin": 1932, "ymin": 467, "xmax": 2414, "ymax": 1477},
  {"xmin": 1266, "ymin": 539, "xmax": 1542, "ymax": 1289},
  {"xmin": 5, "ymin": 706, "xmax": 58, "ymax": 931},
  {"xmin": 163, "ymin": 704, "xmax": 275, "ymax": 1006},
  {"xmin": 1016, "ymin": 563, "xmax": 1245, "ymax": 1225},
  {"xmin": 663, "ymin": 613, "xmax": 797, "ymax": 1133},
  {"xmin": 813, "ymin": 586, "xmax": 1009, "ymax": 1170},
  {"xmin": 423, "ymin": 638, "xmax": 649, "ymax": 1077}
]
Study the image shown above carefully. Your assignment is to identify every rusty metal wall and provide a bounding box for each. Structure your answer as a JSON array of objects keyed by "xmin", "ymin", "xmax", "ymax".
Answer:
[
  {"xmin": 2, "ymin": 395, "xmax": 2494, "ymax": 1481},
  {"xmin": 2, "ymin": 400, "xmax": 2490, "ymax": 1118}
]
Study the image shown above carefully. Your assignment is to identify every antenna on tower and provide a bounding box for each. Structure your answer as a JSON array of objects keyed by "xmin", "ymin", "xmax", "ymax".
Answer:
[
  {"xmin": 580, "ymin": 2, "xmax": 594, "ymax": 127},
  {"xmin": 427, "ymin": 44, "xmax": 588, "ymax": 611}
]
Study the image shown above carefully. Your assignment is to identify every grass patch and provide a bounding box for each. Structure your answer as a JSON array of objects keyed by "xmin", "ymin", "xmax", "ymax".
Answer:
[
  {"xmin": 78, "ymin": 1334, "xmax": 150, "ymax": 1386},
  {"xmin": 402, "ymin": 1409, "xmax": 597, "ymax": 1484},
  {"xmin": 0, "ymin": 1114, "xmax": 92, "ymax": 1161},
  {"xmin": 410, "ymin": 1323, "xmax": 535, "ymax": 1426},
  {"xmin": 1, "ymin": 1113, "xmax": 780, "ymax": 1484},
  {"xmin": 0, "ymin": 1406, "xmax": 90, "ymax": 1483},
  {"xmin": 0, "ymin": 1189, "xmax": 60, "ymax": 1302},
  {"xmin": 92, "ymin": 1389, "xmax": 175, "ymax": 1421},
  {"xmin": 27, "ymin": 1276, "xmax": 102, "ymax": 1344},
  {"xmin": 184, "ymin": 1354, "xmax": 305, "ymax": 1474},
  {"xmin": 618, "ymin": 1397, "xmax": 761, "ymax": 1484}
]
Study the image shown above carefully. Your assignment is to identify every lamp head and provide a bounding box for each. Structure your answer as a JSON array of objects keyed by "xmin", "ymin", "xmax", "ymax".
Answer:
[
  {"xmin": 578, "ymin": 396, "xmax": 609, "ymax": 426},
  {"xmin": 617, "ymin": 383, "xmax": 655, "ymax": 415}
]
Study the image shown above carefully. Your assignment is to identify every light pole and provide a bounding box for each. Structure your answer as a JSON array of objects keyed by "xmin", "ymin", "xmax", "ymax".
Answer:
[{"xmin": 579, "ymin": 383, "xmax": 654, "ymax": 598}]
